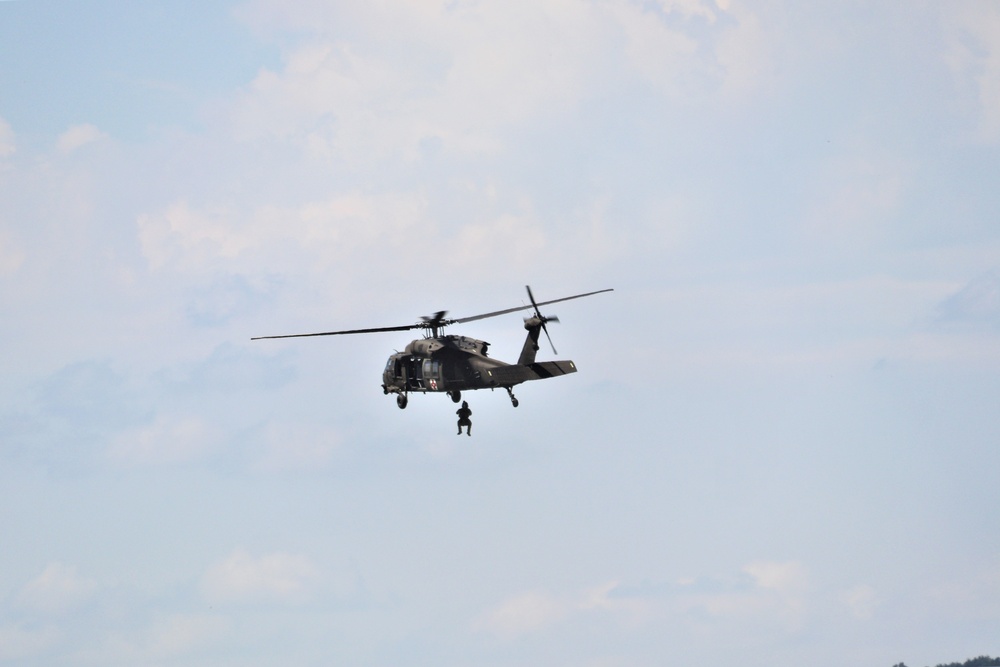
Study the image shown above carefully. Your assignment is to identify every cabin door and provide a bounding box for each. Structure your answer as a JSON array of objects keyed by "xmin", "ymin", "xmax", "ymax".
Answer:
[{"xmin": 406, "ymin": 357, "xmax": 423, "ymax": 390}]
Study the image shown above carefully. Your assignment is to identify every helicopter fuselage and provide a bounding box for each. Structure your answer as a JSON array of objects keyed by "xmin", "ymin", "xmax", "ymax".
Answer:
[
  {"xmin": 381, "ymin": 322, "xmax": 577, "ymax": 408},
  {"xmin": 382, "ymin": 335, "xmax": 496, "ymax": 394}
]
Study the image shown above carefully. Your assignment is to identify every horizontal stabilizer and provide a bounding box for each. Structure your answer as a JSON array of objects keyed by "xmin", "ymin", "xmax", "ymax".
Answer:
[{"xmin": 526, "ymin": 361, "xmax": 577, "ymax": 378}]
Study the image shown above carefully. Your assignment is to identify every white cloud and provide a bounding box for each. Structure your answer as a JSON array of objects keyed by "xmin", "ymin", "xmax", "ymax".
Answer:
[
  {"xmin": 147, "ymin": 614, "xmax": 230, "ymax": 658},
  {"xmin": 121, "ymin": 0, "xmax": 772, "ymax": 305},
  {"xmin": 450, "ymin": 212, "xmax": 548, "ymax": 269},
  {"xmin": 579, "ymin": 579, "xmax": 653, "ymax": 626},
  {"xmin": 840, "ymin": 584, "xmax": 879, "ymax": 620},
  {"xmin": 574, "ymin": 562, "xmax": 815, "ymax": 633},
  {"xmin": 56, "ymin": 123, "xmax": 107, "ymax": 153},
  {"xmin": 641, "ymin": 275, "xmax": 967, "ymax": 378},
  {"xmin": 233, "ymin": 0, "xmax": 604, "ymax": 159},
  {"xmin": 608, "ymin": 2, "xmax": 702, "ymax": 98},
  {"xmin": 0, "ymin": 624, "xmax": 58, "ymax": 662},
  {"xmin": 134, "ymin": 191, "xmax": 569, "ymax": 293},
  {"xmin": 935, "ymin": 272, "xmax": 1000, "ymax": 327},
  {"xmin": 19, "ymin": 562, "xmax": 98, "ymax": 614},
  {"xmin": 137, "ymin": 194, "xmax": 425, "ymax": 277},
  {"xmin": 109, "ymin": 415, "xmax": 218, "ymax": 466},
  {"xmin": 99, "ymin": 613, "xmax": 230, "ymax": 663},
  {"xmin": 654, "ymin": 0, "xmax": 721, "ymax": 22},
  {"xmin": 743, "ymin": 560, "xmax": 809, "ymax": 596},
  {"xmin": 476, "ymin": 590, "xmax": 569, "ymax": 639},
  {"xmin": 231, "ymin": 0, "xmax": 769, "ymax": 165},
  {"xmin": 0, "ymin": 116, "xmax": 14, "ymax": 157},
  {"xmin": 946, "ymin": 3, "xmax": 1000, "ymax": 143},
  {"xmin": 477, "ymin": 563, "xmax": 816, "ymax": 641},
  {"xmin": 137, "ymin": 202, "xmax": 248, "ymax": 273},
  {"xmin": 252, "ymin": 420, "xmax": 341, "ymax": 471},
  {"xmin": 201, "ymin": 549, "xmax": 321, "ymax": 604},
  {"xmin": 802, "ymin": 148, "xmax": 910, "ymax": 250},
  {"xmin": 714, "ymin": 1, "xmax": 774, "ymax": 99},
  {"xmin": 923, "ymin": 560, "xmax": 1000, "ymax": 621},
  {"xmin": 741, "ymin": 560, "xmax": 811, "ymax": 627},
  {"xmin": 477, "ymin": 581, "xmax": 652, "ymax": 639},
  {"xmin": 0, "ymin": 230, "xmax": 25, "ymax": 274}
]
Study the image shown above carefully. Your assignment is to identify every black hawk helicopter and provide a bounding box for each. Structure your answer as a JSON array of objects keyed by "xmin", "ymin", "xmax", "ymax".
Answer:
[{"xmin": 252, "ymin": 286, "xmax": 612, "ymax": 409}]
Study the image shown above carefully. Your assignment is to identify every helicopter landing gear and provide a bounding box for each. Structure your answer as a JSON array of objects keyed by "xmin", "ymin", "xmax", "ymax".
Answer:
[
  {"xmin": 506, "ymin": 387, "xmax": 519, "ymax": 408},
  {"xmin": 449, "ymin": 390, "xmax": 461, "ymax": 403},
  {"xmin": 396, "ymin": 393, "xmax": 408, "ymax": 409}
]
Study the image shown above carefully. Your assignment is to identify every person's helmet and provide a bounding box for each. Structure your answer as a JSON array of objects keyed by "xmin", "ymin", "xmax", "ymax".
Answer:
[{"xmin": 462, "ymin": 401, "xmax": 468, "ymax": 407}]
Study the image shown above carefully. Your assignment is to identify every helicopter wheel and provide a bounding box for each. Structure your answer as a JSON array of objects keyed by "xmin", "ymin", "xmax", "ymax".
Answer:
[
  {"xmin": 396, "ymin": 394, "xmax": 408, "ymax": 409},
  {"xmin": 506, "ymin": 387, "xmax": 518, "ymax": 408},
  {"xmin": 449, "ymin": 390, "xmax": 461, "ymax": 403}
]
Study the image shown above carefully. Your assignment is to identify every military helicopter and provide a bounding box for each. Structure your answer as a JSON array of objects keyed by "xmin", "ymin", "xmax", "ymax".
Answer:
[{"xmin": 252, "ymin": 286, "xmax": 612, "ymax": 409}]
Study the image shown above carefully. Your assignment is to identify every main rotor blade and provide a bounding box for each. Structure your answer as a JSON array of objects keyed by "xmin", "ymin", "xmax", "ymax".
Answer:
[
  {"xmin": 251, "ymin": 323, "xmax": 420, "ymax": 340},
  {"xmin": 252, "ymin": 288, "xmax": 613, "ymax": 340},
  {"xmin": 451, "ymin": 287, "xmax": 614, "ymax": 325}
]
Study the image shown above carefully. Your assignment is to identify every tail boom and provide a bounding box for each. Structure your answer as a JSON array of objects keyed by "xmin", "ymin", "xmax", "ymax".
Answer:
[{"xmin": 488, "ymin": 360, "xmax": 577, "ymax": 386}]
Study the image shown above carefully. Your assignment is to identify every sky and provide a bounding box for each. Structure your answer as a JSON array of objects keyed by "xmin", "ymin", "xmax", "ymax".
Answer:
[{"xmin": 1, "ymin": 1, "xmax": 999, "ymax": 665}]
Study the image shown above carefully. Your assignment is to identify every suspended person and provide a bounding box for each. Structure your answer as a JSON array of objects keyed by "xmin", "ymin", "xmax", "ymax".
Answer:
[{"xmin": 456, "ymin": 401, "xmax": 472, "ymax": 436}]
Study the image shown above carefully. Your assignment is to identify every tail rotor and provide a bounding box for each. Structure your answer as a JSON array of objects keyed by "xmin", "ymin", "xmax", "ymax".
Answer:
[{"xmin": 525, "ymin": 285, "xmax": 559, "ymax": 354}]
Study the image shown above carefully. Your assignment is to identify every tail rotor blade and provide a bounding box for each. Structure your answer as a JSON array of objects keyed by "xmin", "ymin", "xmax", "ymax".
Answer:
[
  {"xmin": 526, "ymin": 285, "xmax": 540, "ymax": 317},
  {"xmin": 541, "ymin": 321, "xmax": 557, "ymax": 355}
]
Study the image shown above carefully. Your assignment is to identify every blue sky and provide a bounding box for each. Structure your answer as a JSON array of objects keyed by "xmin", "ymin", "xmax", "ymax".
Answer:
[{"xmin": 2, "ymin": 1, "xmax": 999, "ymax": 665}]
